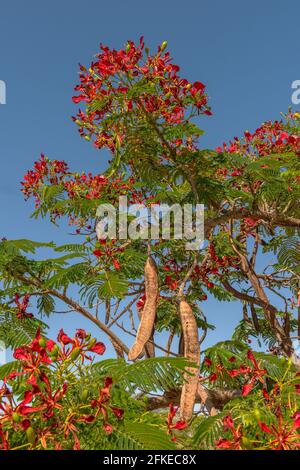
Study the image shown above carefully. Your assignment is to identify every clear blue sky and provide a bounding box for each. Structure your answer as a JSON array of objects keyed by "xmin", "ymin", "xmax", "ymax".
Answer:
[{"xmin": 0, "ymin": 0, "xmax": 299, "ymax": 355}]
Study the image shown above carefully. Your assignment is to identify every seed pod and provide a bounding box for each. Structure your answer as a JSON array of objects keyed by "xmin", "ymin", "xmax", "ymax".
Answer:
[
  {"xmin": 128, "ymin": 256, "xmax": 158, "ymax": 361},
  {"xmin": 179, "ymin": 300, "xmax": 200, "ymax": 422},
  {"xmin": 137, "ymin": 307, "xmax": 155, "ymax": 359},
  {"xmin": 144, "ymin": 338, "xmax": 155, "ymax": 358}
]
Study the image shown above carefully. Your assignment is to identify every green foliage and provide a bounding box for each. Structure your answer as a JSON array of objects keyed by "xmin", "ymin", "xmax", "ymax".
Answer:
[{"xmin": 93, "ymin": 356, "xmax": 190, "ymax": 394}]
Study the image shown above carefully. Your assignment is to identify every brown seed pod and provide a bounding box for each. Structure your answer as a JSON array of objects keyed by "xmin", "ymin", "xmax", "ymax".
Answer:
[
  {"xmin": 137, "ymin": 308, "xmax": 155, "ymax": 358},
  {"xmin": 179, "ymin": 300, "xmax": 200, "ymax": 421},
  {"xmin": 144, "ymin": 333, "xmax": 155, "ymax": 358},
  {"xmin": 128, "ymin": 256, "xmax": 158, "ymax": 361}
]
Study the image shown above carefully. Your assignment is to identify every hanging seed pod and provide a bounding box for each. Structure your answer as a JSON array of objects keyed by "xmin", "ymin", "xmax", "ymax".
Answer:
[
  {"xmin": 144, "ymin": 337, "xmax": 155, "ymax": 358},
  {"xmin": 179, "ymin": 300, "xmax": 200, "ymax": 422},
  {"xmin": 137, "ymin": 304, "xmax": 155, "ymax": 358},
  {"xmin": 128, "ymin": 256, "xmax": 158, "ymax": 361}
]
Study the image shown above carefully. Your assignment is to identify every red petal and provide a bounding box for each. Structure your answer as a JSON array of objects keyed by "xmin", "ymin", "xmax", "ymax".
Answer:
[
  {"xmin": 258, "ymin": 421, "xmax": 272, "ymax": 434},
  {"xmin": 90, "ymin": 342, "xmax": 106, "ymax": 355},
  {"xmin": 174, "ymin": 420, "xmax": 188, "ymax": 430},
  {"xmin": 242, "ymin": 382, "xmax": 254, "ymax": 396},
  {"xmin": 103, "ymin": 423, "xmax": 113, "ymax": 434},
  {"xmin": 203, "ymin": 357, "xmax": 212, "ymax": 367}
]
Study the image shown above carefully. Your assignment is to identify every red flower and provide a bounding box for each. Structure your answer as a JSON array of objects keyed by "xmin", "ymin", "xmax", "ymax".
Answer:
[
  {"xmin": 75, "ymin": 329, "xmax": 87, "ymax": 340},
  {"xmin": 166, "ymin": 403, "xmax": 188, "ymax": 439},
  {"xmin": 72, "ymin": 94, "xmax": 88, "ymax": 104},
  {"xmin": 258, "ymin": 421, "xmax": 272, "ymax": 434},
  {"xmin": 173, "ymin": 420, "xmax": 188, "ymax": 430},
  {"xmin": 14, "ymin": 294, "xmax": 33, "ymax": 319},
  {"xmin": 262, "ymin": 388, "xmax": 270, "ymax": 401},
  {"xmin": 93, "ymin": 249, "xmax": 104, "ymax": 257},
  {"xmin": 193, "ymin": 81, "xmax": 206, "ymax": 91},
  {"xmin": 137, "ymin": 294, "xmax": 146, "ymax": 310},
  {"xmin": 209, "ymin": 373, "xmax": 218, "ymax": 382},
  {"xmin": 110, "ymin": 407, "xmax": 124, "ymax": 420},
  {"xmin": 227, "ymin": 369, "xmax": 240, "ymax": 378},
  {"xmin": 112, "ymin": 259, "xmax": 121, "ymax": 270},
  {"xmin": 242, "ymin": 381, "xmax": 254, "ymax": 396},
  {"xmin": 216, "ymin": 415, "xmax": 243, "ymax": 450},
  {"xmin": 165, "ymin": 275, "xmax": 178, "ymax": 291},
  {"xmin": 103, "ymin": 423, "xmax": 113, "ymax": 434},
  {"xmin": 223, "ymin": 415, "xmax": 234, "ymax": 430},
  {"xmin": 46, "ymin": 340, "xmax": 56, "ymax": 352},
  {"xmin": 57, "ymin": 329, "xmax": 73, "ymax": 345},
  {"xmin": 216, "ymin": 438, "xmax": 232, "ymax": 449},
  {"xmin": 203, "ymin": 357, "xmax": 212, "ymax": 367},
  {"xmin": 89, "ymin": 342, "xmax": 106, "ymax": 355},
  {"xmin": 257, "ymin": 414, "xmax": 300, "ymax": 450}
]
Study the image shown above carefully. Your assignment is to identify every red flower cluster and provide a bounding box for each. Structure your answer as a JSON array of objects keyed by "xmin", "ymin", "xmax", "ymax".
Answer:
[
  {"xmin": 216, "ymin": 415, "xmax": 243, "ymax": 450},
  {"xmin": 72, "ymin": 38, "xmax": 211, "ymax": 152},
  {"xmin": 90, "ymin": 377, "xmax": 124, "ymax": 434},
  {"xmin": 257, "ymin": 411, "xmax": 300, "ymax": 450},
  {"xmin": 215, "ymin": 398, "xmax": 300, "ymax": 450},
  {"xmin": 0, "ymin": 329, "xmax": 123, "ymax": 450},
  {"xmin": 204, "ymin": 349, "xmax": 267, "ymax": 396},
  {"xmin": 217, "ymin": 119, "xmax": 300, "ymax": 157},
  {"xmin": 56, "ymin": 328, "xmax": 106, "ymax": 361},
  {"xmin": 64, "ymin": 172, "xmax": 142, "ymax": 204},
  {"xmin": 193, "ymin": 243, "xmax": 239, "ymax": 290},
  {"xmin": 21, "ymin": 156, "xmax": 145, "ymax": 226},
  {"xmin": 21, "ymin": 155, "xmax": 68, "ymax": 207}
]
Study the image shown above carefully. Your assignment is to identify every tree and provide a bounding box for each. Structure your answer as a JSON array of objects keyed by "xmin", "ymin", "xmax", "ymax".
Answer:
[{"xmin": 0, "ymin": 38, "xmax": 299, "ymax": 449}]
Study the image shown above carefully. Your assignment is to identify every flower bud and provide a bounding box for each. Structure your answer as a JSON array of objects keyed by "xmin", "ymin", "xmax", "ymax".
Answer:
[
  {"xmin": 70, "ymin": 347, "xmax": 81, "ymax": 361},
  {"xmin": 87, "ymin": 338, "xmax": 97, "ymax": 348},
  {"xmin": 12, "ymin": 412, "xmax": 21, "ymax": 423},
  {"xmin": 81, "ymin": 389, "xmax": 89, "ymax": 402},
  {"xmin": 38, "ymin": 337, "xmax": 47, "ymax": 348},
  {"xmin": 26, "ymin": 427, "xmax": 36, "ymax": 445},
  {"xmin": 50, "ymin": 344, "xmax": 59, "ymax": 359},
  {"xmin": 160, "ymin": 41, "xmax": 168, "ymax": 52}
]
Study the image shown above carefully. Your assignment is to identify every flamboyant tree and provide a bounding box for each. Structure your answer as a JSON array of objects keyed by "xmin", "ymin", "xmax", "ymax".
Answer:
[{"xmin": 0, "ymin": 38, "xmax": 300, "ymax": 449}]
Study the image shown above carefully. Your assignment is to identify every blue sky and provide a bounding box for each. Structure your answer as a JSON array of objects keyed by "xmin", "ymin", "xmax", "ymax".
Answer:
[{"xmin": 0, "ymin": 0, "xmax": 299, "ymax": 357}]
